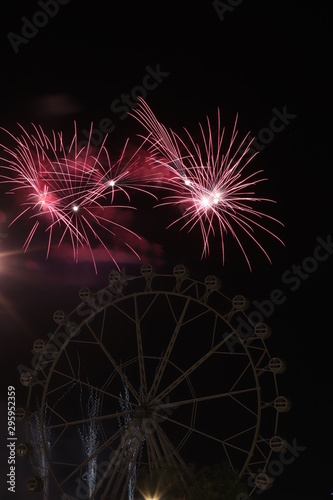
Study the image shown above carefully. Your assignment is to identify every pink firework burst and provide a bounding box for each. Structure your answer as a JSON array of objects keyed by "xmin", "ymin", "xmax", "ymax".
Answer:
[
  {"xmin": 132, "ymin": 98, "xmax": 284, "ymax": 270},
  {"xmin": 0, "ymin": 123, "xmax": 154, "ymax": 272},
  {"xmin": 90, "ymin": 137, "xmax": 161, "ymax": 204}
]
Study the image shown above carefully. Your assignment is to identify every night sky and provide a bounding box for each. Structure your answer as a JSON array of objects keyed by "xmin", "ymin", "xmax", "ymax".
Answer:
[{"xmin": 0, "ymin": 1, "xmax": 332, "ymax": 499}]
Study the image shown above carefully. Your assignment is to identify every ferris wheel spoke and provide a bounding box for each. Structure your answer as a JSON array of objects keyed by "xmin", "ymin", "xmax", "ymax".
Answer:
[
  {"xmin": 106, "ymin": 433, "xmax": 142, "ymax": 500},
  {"xmin": 180, "ymin": 306, "xmax": 212, "ymax": 327},
  {"xmin": 47, "ymin": 407, "xmax": 138, "ymax": 430},
  {"xmin": 172, "ymin": 278, "xmax": 198, "ymax": 298},
  {"xmin": 145, "ymin": 422, "xmax": 165, "ymax": 464},
  {"xmin": 151, "ymin": 330, "xmax": 235, "ymax": 404},
  {"xmin": 63, "ymin": 346, "xmax": 77, "ymax": 379},
  {"xmin": 229, "ymin": 359, "xmax": 253, "ymax": 393},
  {"xmin": 43, "ymin": 399, "xmax": 69, "ymax": 423},
  {"xmin": 59, "ymin": 426, "xmax": 130, "ymax": 486},
  {"xmin": 162, "ymin": 413, "xmax": 251, "ymax": 451},
  {"xmin": 228, "ymin": 394, "xmax": 258, "ymax": 417},
  {"xmin": 45, "ymin": 421, "xmax": 69, "ymax": 452},
  {"xmin": 151, "ymin": 387, "xmax": 257, "ymax": 411},
  {"xmin": 145, "ymin": 431, "xmax": 161, "ymax": 473},
  {"xmin": 154, "ymin": 421, "xmax": 190, "ymax": 471},
  {"xmin": 45, "ymin": 370, "xmax": 137, "ymax": 408},
  {"xmin": 223, "ymin": 424, "xmax": 257, "ymax": 444},
  {"xmin": 58, "ymin": 424, "xmax": 126, "ymax": 488},
  {"xmin": 85, "ymin": 321, "xmax": 141, "ymax": 403},
  {"xmin": 147, "ymin": 297, "xmax": 191, "ymax": 401},
  {"xmin": 96, "ymin": 419, "xmax": 143, "ymax": 499},
  {"xmin": 135, "ymin": 291, "xmax": 160, "ymax": 321},
  {"xmin": 44, "ymin": 375, "xmax": 78, "ymax": 396},
  {"xmin": 99, "ymin": 306, "xmax": 107, "ymax": 343},
  {"xmin": 253, "ymin": 348, "xmax": 269, "ymax": 374},
  {"xmin": 208, "ymin": 312, "xmax": 219, "ymax": 349},
  {"xmin": 134, "ymin": 295, "xmax": 148, "ymax": 402},
  {"xmin": 153, "ymin": 423, "xmax": 177, "ymax": 463}
]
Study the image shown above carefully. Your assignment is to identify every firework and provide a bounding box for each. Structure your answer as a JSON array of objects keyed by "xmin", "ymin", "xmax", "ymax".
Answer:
[
  {"xmin": 90, "ymin": 137, "xmax": 162, "ymax": 204},
  {"xmin": 131, "ymin": 98, "xmax": 284, "ymax": 270},
  {"xmin": 0, "ymin": 122, "xmax": 154, "ymax": 272}
]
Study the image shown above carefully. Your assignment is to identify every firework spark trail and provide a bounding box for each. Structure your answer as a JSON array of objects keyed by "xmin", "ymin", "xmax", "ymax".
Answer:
[
  {"xmin": 91, "ymin": 137, "xmax": 161, "ymax": 205},
  {"xmin": 118, "ymin": 378, "xmax": 143, "ymax": 500},
  {"xmin": 0, "ymin": 122, "xmax": 158, "ymax": 271},
  {"xmin": 28, "ymin": 401, "xmax": 51, "ymax": 500},
  {"xmin": 78, "ymin": 384, "xmax": 101, "ymax": 498},
  {"xmin": 131, "ymin": 98, "xmax": 284, "ymax": 270},
  {"xmin": 130, "ymin": 98, "xmax": 185, "ymax": 177}
]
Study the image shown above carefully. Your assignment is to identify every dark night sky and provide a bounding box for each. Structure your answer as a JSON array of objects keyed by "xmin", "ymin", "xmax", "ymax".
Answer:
[{"xmin": 0, "ymin": 1, "xmax": 332, "ymax": 499}]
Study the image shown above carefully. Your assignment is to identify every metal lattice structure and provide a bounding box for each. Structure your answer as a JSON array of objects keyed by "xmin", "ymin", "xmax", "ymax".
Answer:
[{"xmin": 17, "ymin": 264, "xmax": 290, "ymax": 498}]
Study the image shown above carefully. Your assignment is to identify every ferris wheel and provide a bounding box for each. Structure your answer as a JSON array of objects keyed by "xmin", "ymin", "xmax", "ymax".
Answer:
[{"xmin": 16, "ymin": 264, "xmax": 290, "ymax": 499}]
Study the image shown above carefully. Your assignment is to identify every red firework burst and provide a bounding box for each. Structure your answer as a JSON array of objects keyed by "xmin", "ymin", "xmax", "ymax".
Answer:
[
  {"xmin": 0, "ymin": 122, "xmax": 155, "ymax": 272},
  {"xmin": 132, "ymin": 98, "xmax": 284, "ymax": 270}
]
